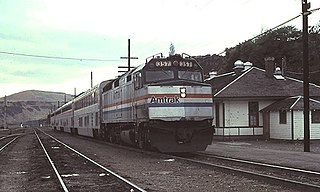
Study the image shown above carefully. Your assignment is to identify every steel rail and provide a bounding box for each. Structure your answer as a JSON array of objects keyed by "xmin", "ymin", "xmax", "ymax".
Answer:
[
  {"xmin": 169, "ymin": 154, "xmax": 320, "ymax": 192},
  {"xmin": 197, "ymin": 152, "xmax": 320, "ymax": 176},
  {"xmin": 0, "ymin": 134, "xmax": 24, "ymax": 141},
  {"xmin": 37, "ymin": 128, "xmax": 146, "ymax": 192},
  {"xmin": 0, "ymin": 136, "xmax": 19, "ymax": 152},
  {"xmin": 34, "ymin": 130, "xmax": 69, "ymax": 192}
]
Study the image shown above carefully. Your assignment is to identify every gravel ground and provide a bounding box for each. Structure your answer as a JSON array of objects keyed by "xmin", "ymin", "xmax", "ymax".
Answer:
[
  {"xmin": 0, "ymin": 128, "xmax": 311, "ymax": 191},
  {"xmin": 0, "ymin": 129, "xmax": 60, "ymax": 192},
  {"xmin": 45, "ymin": 128, "xmax": 300, "ymax": 192}
]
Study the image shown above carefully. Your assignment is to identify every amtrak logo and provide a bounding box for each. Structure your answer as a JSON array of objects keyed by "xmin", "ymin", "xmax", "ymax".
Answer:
[{"xmin": 150, "ymin": 96, "xmax": 180, "ymax": 103}]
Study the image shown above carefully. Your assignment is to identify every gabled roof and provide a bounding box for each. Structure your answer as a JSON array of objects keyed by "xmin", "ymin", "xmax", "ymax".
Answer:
[
  {"xmin": 261, "ymin": 96, "xmax": 320, "ymax": 111},
  {"xmin": 206, "ymin": 67, "xmax": 320, "ymax": 98},
  {"xmin": 205, "ymin": 71, "xmax": 238, "ymax": 95}
]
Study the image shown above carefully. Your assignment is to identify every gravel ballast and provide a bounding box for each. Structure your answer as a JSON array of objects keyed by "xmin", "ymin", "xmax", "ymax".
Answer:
[{"xmin": 0, "ymin": 128, "xmax": 306, "ymax": 191}]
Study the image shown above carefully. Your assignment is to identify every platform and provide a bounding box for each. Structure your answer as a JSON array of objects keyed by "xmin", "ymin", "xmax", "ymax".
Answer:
[{"xmin": 206, "ymin": 140, "xmax": 320, "ymax": 172}]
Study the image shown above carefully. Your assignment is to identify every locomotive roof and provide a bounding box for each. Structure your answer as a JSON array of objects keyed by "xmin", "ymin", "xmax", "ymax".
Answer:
[
  {"xmin": 131, "ymin": 63, "xmax": 145, "ymax": 74},
  {"xmin": 102, "ymin": 53, "xmax": 203, "ymax": 92},
  {"xmin": 130, "ymin": 53, "xmax": 200, "ymax": 74}
]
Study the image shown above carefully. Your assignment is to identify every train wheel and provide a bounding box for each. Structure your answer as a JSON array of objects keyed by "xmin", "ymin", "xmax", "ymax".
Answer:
[
  {"xmin": 108, "ymin": 127, "xmax": 117, "ymax": 143},
  {"xmin": 108, "ymin": 135, "xmax": 114, "ymax": 143},
  {"xmin": 138, "ymin": 141, "xmax": 145, "ymax": 149},
  {"xmin": 108, "ymin": 131, "xmax": 114, "ymax": 143},
  {"xmin": 101, "ymin": 125, "xmax": 109, "ymax": 141}
]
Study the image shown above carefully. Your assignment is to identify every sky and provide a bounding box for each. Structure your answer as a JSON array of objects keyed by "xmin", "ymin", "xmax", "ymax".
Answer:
[{"xmin": 1, "ymin": 0, "xmax": 320, "ymax": 98}]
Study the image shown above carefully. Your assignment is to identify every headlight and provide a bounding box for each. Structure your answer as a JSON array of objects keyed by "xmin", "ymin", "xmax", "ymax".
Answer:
[{"xmin": 180, "ymin": 87, "xmax": 186, "ymax": 98}]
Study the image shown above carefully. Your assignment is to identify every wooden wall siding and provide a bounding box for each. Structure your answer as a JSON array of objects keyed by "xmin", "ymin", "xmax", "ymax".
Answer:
[
  {"xmin": 220, "ymin": 100, "xmax": 274, "ymax": 127},
  {"xmin": 269, "ymin": 111, "xmax": 320, "ymax": 140},
  {"xmin": 269, "ymin": 111, "xmax": 292, "ymax": 139},
  {"xmin": 310, "ymin": 107, "xmax": 320, "ymax": 138},
  {"xmin": 224, "ymin": 100, "xmax": 248, "ymax": 127},
  {"xmin": 310, "ymin": 121, "xmax": 320, "ymax": 139},
  {"xmin": 213, "ymin": 100, "xmax": 272, "ymax": 136}
]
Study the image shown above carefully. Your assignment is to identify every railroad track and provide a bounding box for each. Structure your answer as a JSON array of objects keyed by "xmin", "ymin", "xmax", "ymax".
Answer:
[
  {"xmin": 167, "ymin": 151, "xmax": 320, "ymax": 192},
  {"xmin": 0, "ymin": 134, "xmax": 23, "ymax": 153},
  {"xmin": 35, "ymin": 129, "xmax": 146, "ymax": 192},
  {"xmin": 45, "ymin": 128, "xmax": 318, "ymax": 191}
]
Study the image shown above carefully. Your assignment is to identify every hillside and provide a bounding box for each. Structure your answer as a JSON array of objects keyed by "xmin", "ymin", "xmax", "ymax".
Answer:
[
  {"xmin": 0, "ymin": 90, "xmax": 73, "ymax": 127},
  {"xmin": 0, "ymin": 90, "xmax": 73, "ymax": 102}
]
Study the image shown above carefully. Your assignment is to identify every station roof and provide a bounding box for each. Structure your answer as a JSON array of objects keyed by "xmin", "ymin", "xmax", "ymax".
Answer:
[
  {"xmin": 206, "ymin": 67, "xmax": 320, "ymax": 99},
  {"xmin": 261, "ymin": 96, "xmax": 320, "ymax": 111}
]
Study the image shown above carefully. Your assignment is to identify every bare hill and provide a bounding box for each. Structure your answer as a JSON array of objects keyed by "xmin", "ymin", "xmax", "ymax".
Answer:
[
  {"xmin": 1, "ymin": 90, "xmax": 73, "ymax": 102},
  {"xmin": 0, "ymin": 90, "xmax": 73, "ymax": 127}
]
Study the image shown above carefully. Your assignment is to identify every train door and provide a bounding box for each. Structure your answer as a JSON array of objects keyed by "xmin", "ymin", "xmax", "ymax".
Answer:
[
  {"xmin": 133, "ymin": 72, "xmax": 142, "ymax": 120},
  {"xmin": 114, "ymin": 88, "xmax": 122, "ymax": 119}
]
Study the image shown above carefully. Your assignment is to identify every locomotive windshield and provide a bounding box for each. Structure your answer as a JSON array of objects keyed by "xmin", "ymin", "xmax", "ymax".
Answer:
[
  {"xmin": 178, "ymin": 70, "xmax": 202, "ymax": 82},
  {"xmin": 145, "ymin": 55, "xmax": 204, "ymax": 83},
  {"xmin": 145, "ymin": 69, "xmax": 203, "ymax": 83},
  {"xmin": 145, "ymin": 70, "xmax": 174, "ymax": 82}
]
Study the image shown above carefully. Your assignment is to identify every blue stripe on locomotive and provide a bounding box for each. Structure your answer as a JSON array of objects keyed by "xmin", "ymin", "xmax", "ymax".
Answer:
[{"xmin": 103, "ymin": 102, "xmax": 213, "ymax": 115}]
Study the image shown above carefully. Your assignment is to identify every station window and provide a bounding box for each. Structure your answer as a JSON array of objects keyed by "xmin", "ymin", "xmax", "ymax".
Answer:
[
  {"xmin": 279, "ymin": 110, "xmax": 287, "ymax": 124},
  {"xmin": 249, "ymin": 102, "xmax": 259, "ymax": 126},
  {"xmin": 215, "ymin": 103, "xmax": 220, "ymax": 127},
  {"xmin": 312, "ymin": 110, "xmax": 320, "ymax": 123}
]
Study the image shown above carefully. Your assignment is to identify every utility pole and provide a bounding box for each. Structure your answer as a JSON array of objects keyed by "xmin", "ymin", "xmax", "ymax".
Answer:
[
  {"xmin": 119, "ymin": 39, "xmax": 138, "ymax": 72},
  {"xmin": 302, "ymin": 0, "xmax": 311, "ymax": 152},
  {"xmin": 4, "ymin": 95, "xmax": 7, "ymax": 129},
  {"xmin": 91, "ymin": 71, "xmax": 93, "ymax": 88}
]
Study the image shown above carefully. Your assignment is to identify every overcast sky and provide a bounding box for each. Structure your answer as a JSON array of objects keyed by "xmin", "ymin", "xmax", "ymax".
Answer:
[{"xmin": 1, "ymin": 0, "xmax": 320, "ymax": 98}]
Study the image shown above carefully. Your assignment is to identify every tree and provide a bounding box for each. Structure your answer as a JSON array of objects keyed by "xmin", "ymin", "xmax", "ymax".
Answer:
[
  {"xmin": 218, "ymin": 24, "xmax": 320, "ymax": 85},
  {"xmin": 224, "ymin": 26, "xmax": 302, "ymax": 70},
  {"xmin": 197, "ymin": 23, "xmax": 320, "ymax": 85},
  {"xmin": 169, "ymin": 43, "xmax": 175, "ymax": 56}
]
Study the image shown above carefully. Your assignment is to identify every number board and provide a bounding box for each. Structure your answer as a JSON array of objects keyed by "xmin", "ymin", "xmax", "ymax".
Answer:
[{"xmin": 151, "ymin": 59, "xmax": 195, "ymax": 68}]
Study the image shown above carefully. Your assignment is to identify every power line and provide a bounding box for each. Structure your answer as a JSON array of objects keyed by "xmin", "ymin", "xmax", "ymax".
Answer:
[
  {"xmin": 217, "ymin": 7, "xmax": 320, "ymax": 56},
  {"xmin": 0, "ymin": 51, "xmax": 122, "ymax": 62}
]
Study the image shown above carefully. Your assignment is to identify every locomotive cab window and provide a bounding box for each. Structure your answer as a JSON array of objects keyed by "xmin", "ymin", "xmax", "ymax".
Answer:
[
  {"xmin": 114, "ymin": 79, "xmax": 119, "ymax": 88},
  {"xmin": 178, "ymin": 70, "xmax": 202, "ymax": 82},
  {"xmin": 134, "ymin": 72, "xmax": 143, "ymax": 89},
  {"xmin": 145, "ymin": 70, "xmax": 174, "ymax": 83},
  {"xmin": 126, "ymin": 75, "xmax": 132, "ymax": 82}
]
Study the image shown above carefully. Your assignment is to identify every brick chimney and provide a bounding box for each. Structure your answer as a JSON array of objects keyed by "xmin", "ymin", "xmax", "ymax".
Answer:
[{"xmin": 264, "ymin": 57, "xmax": 275, "ymax": 78}]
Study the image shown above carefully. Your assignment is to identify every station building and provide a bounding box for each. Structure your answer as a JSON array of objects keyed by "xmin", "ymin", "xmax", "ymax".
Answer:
[{"xmin": 205, "ymin": 57, "xmax": 320, "ymax": 140}]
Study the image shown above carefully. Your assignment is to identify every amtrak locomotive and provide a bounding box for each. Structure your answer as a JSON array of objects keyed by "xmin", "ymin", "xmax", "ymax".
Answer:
[{"xmin": 50, "ymin": 53, "xmax": 214, "ymax": 152}]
